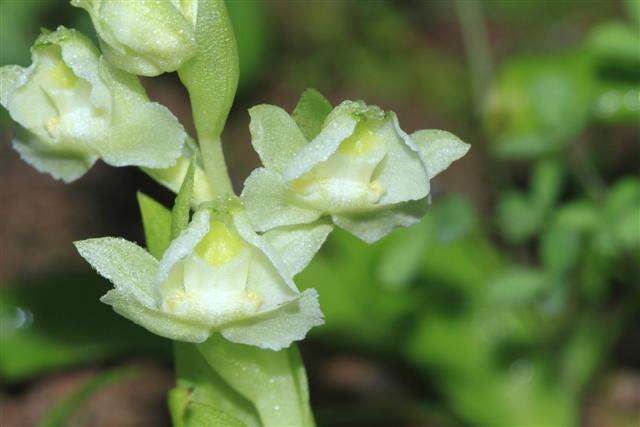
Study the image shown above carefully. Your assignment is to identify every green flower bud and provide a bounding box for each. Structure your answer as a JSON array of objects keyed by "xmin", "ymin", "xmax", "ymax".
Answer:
[
  {"xmin": 0, "ymin": 27, "xmax": 186, "ymax": 182},
  {"xmin": 71, "ymin": 0, "xmax": 197, "ymax": 76},
  {"xmin": 242, "ymin": 97, "xmax": 470, "ymax": 243},
  {"xmin": 75, "ymin": 209, "xmax": 324, "ymax": 350}
]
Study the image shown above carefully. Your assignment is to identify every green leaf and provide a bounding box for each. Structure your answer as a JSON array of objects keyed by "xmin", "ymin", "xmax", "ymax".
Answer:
[
  {"xmin": 184, "ymin": 401, "xmax": 247, "ymax": 427},
  {"xmin": 588, "ymin": 21, "xmax": 640, "ymax": 71},
  {"xmin": 197, "ymin": 336, "xmax": 316, "ymax": 427},
  {"xmin": 627, "ymin": 0, "xmax": 640, "ymax": 24},
  {"xmin": 531, "ymin": 159, "xmax": 563, "ymax": 210},
  {"xmin": 487, "ymin": 267, "xmax": 551, "ymax": 305},
  {"xmin": 172, "ymin": 342, "xmax": 261, "ymax": 427},
  {"xmin": 172, "ymin": 162, "xmax": 195, "ymax": 239},
  {"xmin": 540, "ymin": 223, "xmax": 581, "ymax": 277},
  {"xmin": 137, "ymin": 192, "xmax": 172, "ymax": 259},
  {"xmin": 37, "ymin": 367, "xmax": 139, "ymax": 427},
  {"xmin": 292, "ymin": 88, "xmax": 333, "ymax": 141},
  {"xmin": 484, "ymin": 54, "xmax": 594, "ymax": 159},
  {"xmin": 497, "ymin": 192, "xmax": 542, "ymax": 242}
]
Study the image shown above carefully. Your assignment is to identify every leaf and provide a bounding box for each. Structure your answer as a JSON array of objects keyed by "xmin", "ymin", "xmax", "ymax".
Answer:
[
  {"xmin": 540, "ymin": 223, "xmax": 581, "ymax": 277},
  {"xmin": 172, "ymin": 342, "xmax": 261, "ymax": 427},
  {"xmin": 172, "ymin": 162, "xmax": 195, "ymax": 239},
  {"xmin": 37, "ymin": 367, "xmax": 139, "ymax": 427},
  {"xmin": 137, "ymin": 192, "xmax": 172, "ymax": 259},
  {"xmin": 488, "ymin": 268, "xmax": 551, "ymax": 304},
  {"xmin": 530, "ymin": 159, "xmax": 563, "ymax": 211},
  {"xmin": 484, "ymin": 54, "xmax": 594, "ymax": 159},
  {"xmin": 588, "ymin": 21, "xmax": 640, "ymax": 71},
  {"xmin": 292, "ymin": 88, "xmax": 333, "ymax": 141},
  {"xmin": 184, "ymin": 401, "xmax": 247, "ymax": 427},
  {"xmin": 197, "ymin": 336, "xmax": 316, "ymax": 427},
  {"xmin": 497, "ymin": 192, "xmax": 543, "ymax": 242}
]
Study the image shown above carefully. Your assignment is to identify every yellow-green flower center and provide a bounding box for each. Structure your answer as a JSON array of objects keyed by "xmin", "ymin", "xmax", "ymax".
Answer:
[
  {"xmin": 195, "ymin": 220, "xmax": 245, "ymax": 266},
  {"xmin": 46, "ymin": 60, "xmax": 78, "ymax": 89},
  {"xmin": 337, "ymin": 124, "xmax": 383, "ymax": 157}
]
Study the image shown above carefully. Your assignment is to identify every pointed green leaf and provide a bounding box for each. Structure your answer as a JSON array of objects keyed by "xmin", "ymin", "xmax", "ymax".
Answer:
[
  {"xmin": 292, "ymin": 88, "xmax": 332, "ymax": 141},
  {"xmin": 172, "ymin": 162, "xmax": 196, "ymax": 239},
  {"xmin": 137, "ymin": 192, "xmax": 172, "ymax": 259}
]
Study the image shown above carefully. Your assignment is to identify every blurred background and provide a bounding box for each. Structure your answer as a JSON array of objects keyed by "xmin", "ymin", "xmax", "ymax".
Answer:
[{"xmin": 1, "ymin": 0, "xmax": 639, "ymax": 426}]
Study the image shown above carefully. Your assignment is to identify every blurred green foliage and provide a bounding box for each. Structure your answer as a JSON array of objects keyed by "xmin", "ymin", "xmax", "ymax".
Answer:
[{"xmin": 1, "ymin": 1, "xmax": 638, "ymax": 427}]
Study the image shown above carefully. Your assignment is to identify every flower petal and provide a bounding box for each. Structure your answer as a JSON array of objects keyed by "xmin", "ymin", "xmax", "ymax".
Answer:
[
  {"xmin": 373, "ymin": 113, "xmax": 430, "ymax": 205},
  {"xmin": 263, "ymin": 222, "xmax": 333, "ymax": 277},
  {"xmin": 282, "ymin": 110, "xmax": 358, "ymax": 182},
  {"xmin": 241, "ymin": 167, "xmax": 322, "ymax": 232},
  {"xmin": 12, "ymin": 138, "xmax": 96, "ymax": 183},
  {"xmin": 220, "ymin": 289, "xmax": 324, "ymax": 350},
  {"xmin": 249, "ymin": 104, "xmax": 307, "ymax": 174},
  {"xmin": 74, "ymin": 237, "xmax": 159, "ymax": 307},
  {"xmin": 156, "ymin": 209, "xmax": 210, "ymax": 285},
  {"xmin": 411, "ymin": 129, "xmax": 470, "ymax": 179},
  {"xmin": 101, "ymin": 289, "xmax": 210, "ymax": 342},
  {"xmin": 233, "ymin": 210, "xmax": 299, "ymax": 294},
  {"xmin": 332, "ymin": 200, "xmax": 429, "ymax": 243},
  {"xmin": 95, "ymin": 60, "xmax": 186, "ymax": 168}
]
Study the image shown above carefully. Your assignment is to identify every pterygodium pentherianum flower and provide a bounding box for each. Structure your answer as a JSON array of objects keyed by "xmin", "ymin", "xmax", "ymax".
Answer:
[
  {"xmin": 71, "ymin": 0, "xmax": 197, "ymax": 76},
  {"xmin": 74, "ymin": 207, "xmax": 326, "ymax": 350},
  {"xmin": 0, "ymin": 27, "xmax": 187, "ymax": 183},
  {"xmin": 241, "ymin": 93, "xmax": 470, "ymax": 243}
]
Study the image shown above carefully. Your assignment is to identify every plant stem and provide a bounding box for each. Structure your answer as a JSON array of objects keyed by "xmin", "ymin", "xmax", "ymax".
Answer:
[
  {"xmin": 454, "ymin": 0, "xmax": 493, "ymax": 115},
  {"xmin": 199, "ymin": 136, "xmax": 234, "ymax": 201}
]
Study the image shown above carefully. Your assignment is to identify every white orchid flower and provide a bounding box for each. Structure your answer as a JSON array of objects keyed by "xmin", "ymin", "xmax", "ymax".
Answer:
[
  {"xmin": 242, "ymin": 97, "xmax": 470, "ymax": 243},
  {"xmin": 0, "ymin": 27, "xmax": 186, "ymax": 182},
  {"xmin": 75, "ymin": 208, "xmax": 325, "ymax": 350}
]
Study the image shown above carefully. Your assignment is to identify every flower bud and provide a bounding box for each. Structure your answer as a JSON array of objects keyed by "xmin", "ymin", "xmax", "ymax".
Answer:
[
  {"xmin": 242, "ymin": 98, "xmax": 470, "ymax": 243},
  {"xmin": 75, "ymin": 208, "xmax": 324, "ymax": 350},
  {"xmin": 0, "ymin": 27, "xmax": 186, "ymax": 182},
  {"xmin": 71, "ymin": 0, "xmax": 197, "ymax": 76}
]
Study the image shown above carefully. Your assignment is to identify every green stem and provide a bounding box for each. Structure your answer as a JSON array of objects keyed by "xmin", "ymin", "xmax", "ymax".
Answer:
[
  {"xmin": 178, "ymin": 0, "xmax": 239, "ymax": 199},
  {"xmin": 142, "ymin": 138, "xmax": 214, "ymax": 206},
  {"xmin": 454, "ymin": 0, "xmax": 493, "ymax": 115}
]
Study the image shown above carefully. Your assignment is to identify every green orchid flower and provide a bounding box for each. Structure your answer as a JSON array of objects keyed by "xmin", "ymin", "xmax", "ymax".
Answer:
[
  {"xmin": 0, "ymin": 27, "xmax": 186, "ymax": 182},
  {"xmin": 242, "ymin": 95, "xmax": 470, "ymax": 243},
  {"xmin": 71, "ymin": 0, "xmax": 197, "ymax": 76},
  {"xmin": 75, "ymin": 207, "xmax": 325, "ymax": 350}
]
